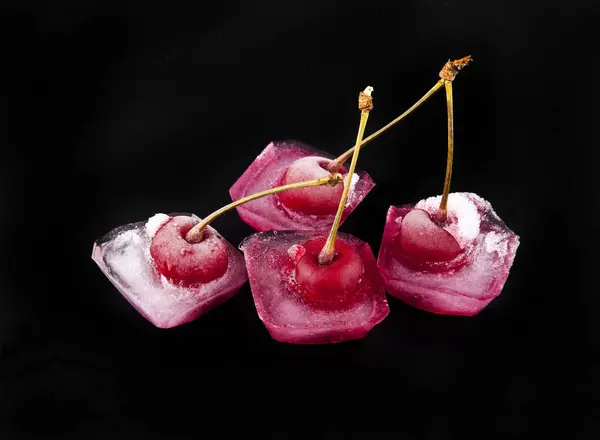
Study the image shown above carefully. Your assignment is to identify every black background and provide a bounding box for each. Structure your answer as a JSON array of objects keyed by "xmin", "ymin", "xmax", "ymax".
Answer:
[{"xmin": 1, "ymin": 0, "xmax": 598, "ymax": 438}]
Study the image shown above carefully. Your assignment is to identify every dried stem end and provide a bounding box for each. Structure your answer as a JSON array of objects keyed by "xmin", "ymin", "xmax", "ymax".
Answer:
[
  {"xmin": 439, "ymin": 55, "xmax": 472, "ymax": 82},
  {"xmin": 435, "ymin": 208, "xmax": 448, "ymax": 224},
  {"xmin": 358, "ymin": 86, "xmax": 374, "ymax": 112}
]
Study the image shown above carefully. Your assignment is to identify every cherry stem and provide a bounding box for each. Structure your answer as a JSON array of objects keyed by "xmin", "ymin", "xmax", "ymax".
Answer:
[
  {"xmin": 327, "ymin": 81, "xmax": 442, "ymax": 171},
  {"xmin": 437, "ymin": 56, "xmax": 471, "ymax": 220},
  {"xmin": 318, "ymin": 86, "xmax": 373, "ymax": 265},
  {"xmin": 438, "ymin": 80, "xmax": 454, "ymax": 220},
  {"xmin": 327, "ymin": 56, "xmax": 472, "ymax": 172},
  {"xmin": 186, "ymin": 173, "xmax": 344, "ymax": 243}
]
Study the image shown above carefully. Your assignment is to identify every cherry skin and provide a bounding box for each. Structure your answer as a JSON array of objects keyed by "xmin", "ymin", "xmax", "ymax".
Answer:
[
  {"xmin": 293, "ymin": 237, "xmax": 365, "ymax": 310},
  {"xmin": 392, "ymin": 209, "xmax": 466, "ymax": 272},
  {"xmin": 277, "ymin": 156, "xmax": 345, "ymax": 215},
  {"xmin": 150, "ymin": 216, "xmax": 229, "ymax": 285}
]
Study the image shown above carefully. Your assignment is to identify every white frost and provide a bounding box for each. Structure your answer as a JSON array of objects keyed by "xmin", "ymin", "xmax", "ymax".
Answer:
[
  {"xmin": 484, "ymin": 231, "xmax": 509, "ymax": 258},
  {"xmin": 145, "ymin": 213, "xmax": 170, "ymax": 238},
  {"xmin": 345, "ymin": 173, "xmax": 360, "ymax": 207}
]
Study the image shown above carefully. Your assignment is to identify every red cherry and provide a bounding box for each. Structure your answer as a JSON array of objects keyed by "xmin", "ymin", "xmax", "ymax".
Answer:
[
  {"xmin": 150, "ymin": 216, "xmax": 229, "ymax": 285},
  {"xmin": 277, "ymin": 156, "xmax": 344, "ymax": 215},
  {"xmin": 392, "ymin": 209, "xmax": 465, "ymax": 271},
  {"xmin": 293, "ymin": 237, "xmax": 365, "ymax": 310}
]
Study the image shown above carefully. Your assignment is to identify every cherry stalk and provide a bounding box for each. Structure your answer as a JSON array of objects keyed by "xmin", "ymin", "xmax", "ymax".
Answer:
[
  {"xmin": 318, "ymin": 86, "xmax": 373, "ymax": 265},
  {"xmin": 186, "ymin": 173, "xmax": 344, "ymax": 243},
  {"xmin": 375, "ymin": 55, "xmax": 520, "ymax": 316},
  {"xmin": 437, "ymin": 55, "xmax": 472, "ymax": 220},
  {"xmin": 438, "ymin": 80, "xmax": 454, "ymax": 220},
  {"xmin": 327, "ymin": 56, "xmax": 472, "ymax": 172}
]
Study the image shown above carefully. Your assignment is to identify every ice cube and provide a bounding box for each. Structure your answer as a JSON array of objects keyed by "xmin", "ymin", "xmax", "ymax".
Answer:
[
  {"xmin": 240, "ymin": 230, "xmax": 389, "ymax": 344},
  {"xmin": 377, "ymin": 193, "xmax": 519, "ymax": 315},
  {"xmin": 229, "ymin": 140, "xmax": 375, "ymax": 231},
  {"xmin": 92, "ymin": 213, "xmax": 248, "ymax": 328}
]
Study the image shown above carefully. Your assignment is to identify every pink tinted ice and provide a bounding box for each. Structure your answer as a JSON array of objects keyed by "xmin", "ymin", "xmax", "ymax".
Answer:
[
  {"xmin": 92, "ymin": 213, "xmax": 247, "ymax": 328},
  {"xmin": 377, "ymin": 193, "xmax": 520, "ymax": 315},
  {"xmin": 240, "ymin": 230, "xmax": 389, "ymax": 344},
  {"xmin": 229, "ymin": 140, "xmax": 375, "ymax": 231}
]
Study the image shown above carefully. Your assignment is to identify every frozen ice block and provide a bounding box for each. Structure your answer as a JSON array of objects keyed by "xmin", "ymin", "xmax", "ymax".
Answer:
[
  {"xmin": 240, "ymin": 230, "xmax": 389, "ymax": 344},
  {"xmin": 92, "ymin": 213, "xmax": 248, "ymax": 328},
  {"xmin": 229, "ymin": 140, "xmax": 375, "ymax": 231},
  {"xmin": 377, "ymin": 193, "xmax": 519, "ymax": 315}
]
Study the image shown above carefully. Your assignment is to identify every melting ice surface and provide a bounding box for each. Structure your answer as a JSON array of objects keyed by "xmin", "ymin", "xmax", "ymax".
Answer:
[
  {"xmin": 92, "ymin": 214, "xmax": 248, "ymax": 328},
  {"xmin": 240, "ymin": 230, "xmax": 389, "ymax": 344},
  {"xmin": 378, "ymin": 193, "xmax": 520, "ymax": 315}
]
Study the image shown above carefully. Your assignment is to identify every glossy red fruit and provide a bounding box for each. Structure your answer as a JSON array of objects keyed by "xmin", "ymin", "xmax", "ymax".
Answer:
[
  {"xmin": 150, "ymin": 216, "xmax": 229, "ymax": 285},
  {"xmin": 294, "ymin": 237, "xmax": 365, "ymax": 310},
  {"xmin": 392, "ymin": 209, "xmax": 465, "ymax": 272},
  {"xmin": 229, "ymin": 141, "xmax": 375, "ymax": 232},
  {"xmin": 277, "ymin": 157, "xmax": 344, "ymax": 215}
]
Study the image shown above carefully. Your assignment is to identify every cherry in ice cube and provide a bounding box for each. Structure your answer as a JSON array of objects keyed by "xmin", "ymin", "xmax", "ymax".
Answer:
[
  {"xmin": 377, "ymin": 193, "xmax": 519, "ymax": 315},
  {"xmin": 376, "ymin": 56, "xmax": 519, "ymax": 314},
  {"xmin": 240, "ymin": 230, "xmax": 389, "ymax": 344},
  {"xmin": 229, "ymin": 140, "xmax": 375, "ymax": 231},
  {"xmin": 92, "ymin": 213, "xmax": 247, "ymax": 328}
]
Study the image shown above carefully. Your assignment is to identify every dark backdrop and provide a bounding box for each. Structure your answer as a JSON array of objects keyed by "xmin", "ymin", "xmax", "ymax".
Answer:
[{"xmin": 1, "ymin": 1, "xmax": 598, "ymax": 438}]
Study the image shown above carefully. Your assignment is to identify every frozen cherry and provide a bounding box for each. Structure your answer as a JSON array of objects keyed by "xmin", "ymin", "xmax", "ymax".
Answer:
[
  {"xmin": 377, "ymin": 57, "xmax": 521, "ymax": 316},
  {"xmin": 91, "ymin": 213, "xmax": 247, "ymax": 328},
  {"xmin": 294, "ymin": 237, "xmax": 365, "ymax": 310},
  {"xmin": 150, "ymin": 216, "xmax": 228, "ymax": 285},
  {"xmin": 392, "ymin": 209, "xmax": 466, "ymax": 272},
  {"xmin": 277, "ymin": 157, "xmax": 344, "ymax": 215},
  {"xmin": 378, "ymin": 194, "xmax": 520, "ymax": 315},
  {"xmin": 240, "ymin": 230, "xmax": 388, "ymax": 344},
  {"xmin": 229, "ymin": 141, "xmax": 375, "ymax": 231}
]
